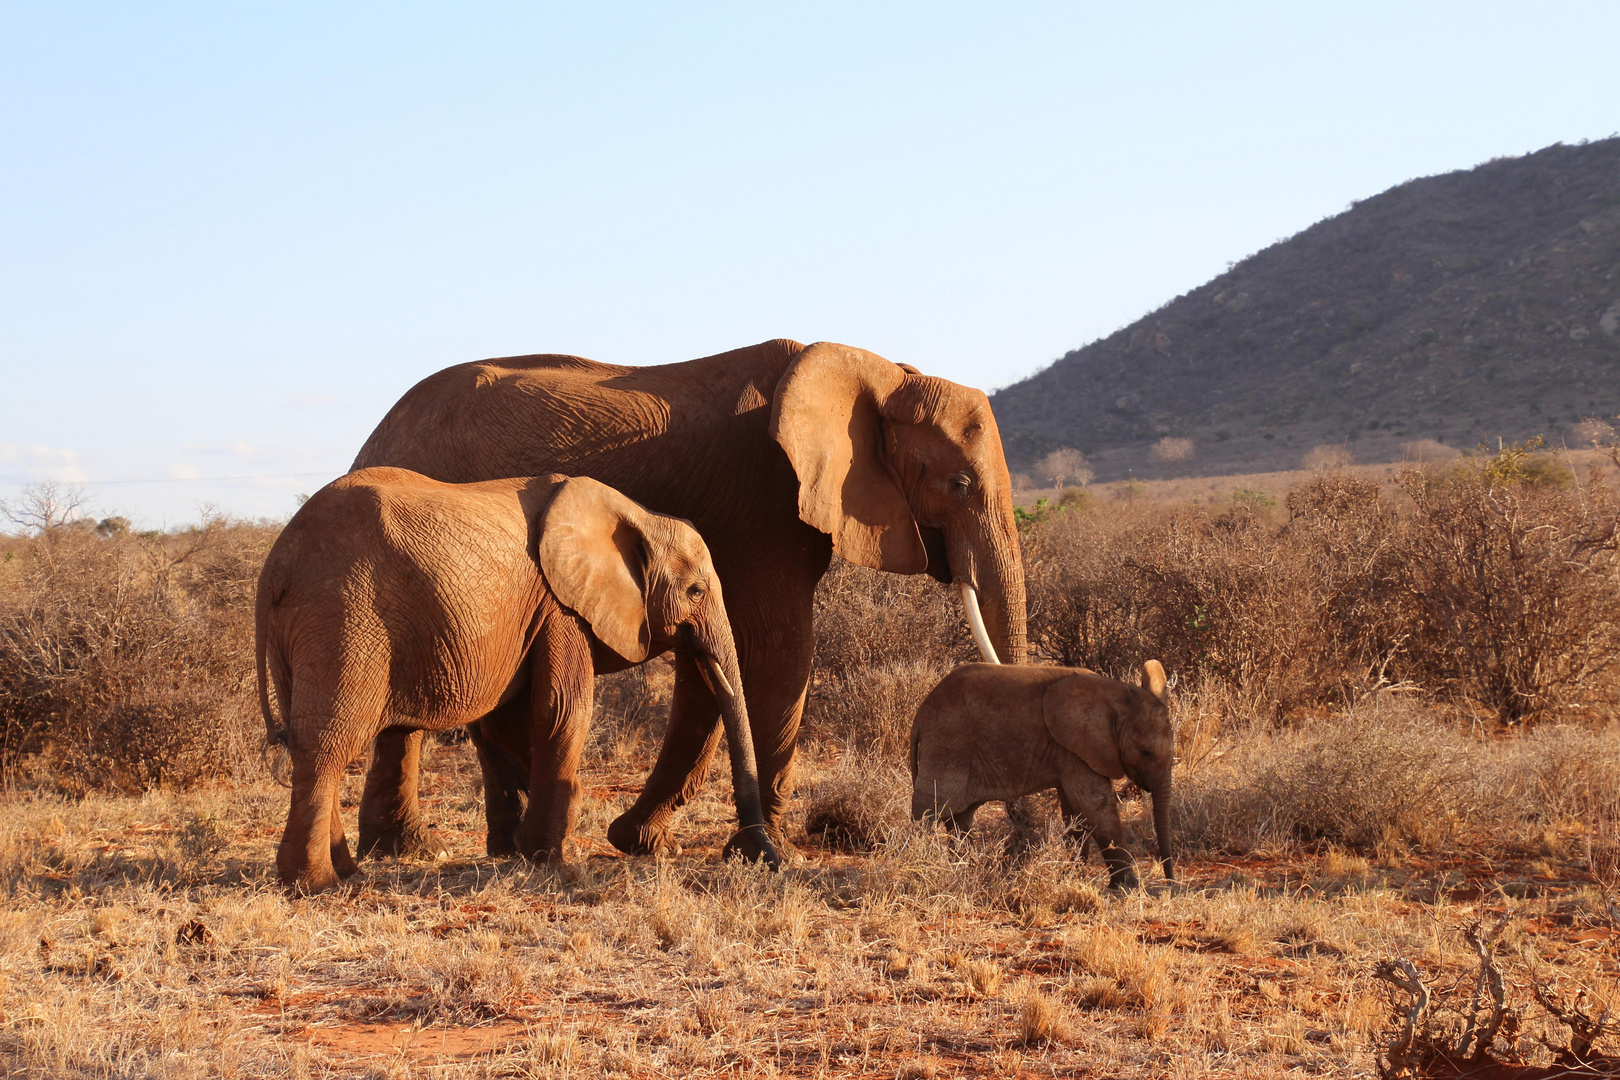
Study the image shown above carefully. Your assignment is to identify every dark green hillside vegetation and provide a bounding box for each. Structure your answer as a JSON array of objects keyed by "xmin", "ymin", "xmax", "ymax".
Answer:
[{"xmin": 994, "ymin": 138, "xmax": 1620, "ymax": 478}]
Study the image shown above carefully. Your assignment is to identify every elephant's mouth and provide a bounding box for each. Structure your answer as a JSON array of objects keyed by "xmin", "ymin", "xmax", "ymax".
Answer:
[{"xmin": 677, "ymin": 624, "xmax": 736, "ymax": 698}]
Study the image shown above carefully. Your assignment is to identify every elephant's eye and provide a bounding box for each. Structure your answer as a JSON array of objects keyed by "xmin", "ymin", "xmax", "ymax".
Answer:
[
  {"xmin": 951, "ymin": 472, "xmax": 973, "ymax": 493},
  {"xmin": 687, "ymin": 583, "xmax": 705, "ymax": 600}
]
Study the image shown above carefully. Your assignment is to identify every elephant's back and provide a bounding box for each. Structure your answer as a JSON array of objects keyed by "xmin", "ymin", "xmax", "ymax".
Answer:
[
  {"xmin": 265, "ymin": 469, "xmax": 547, "ymax": 724},
  {"xmin": 350, "ymin": 339, "xmax": 808, "ymax": 489},
  {"xmin": 912, "ymin": 664, "xmax": 1073, "ymax": 745}
]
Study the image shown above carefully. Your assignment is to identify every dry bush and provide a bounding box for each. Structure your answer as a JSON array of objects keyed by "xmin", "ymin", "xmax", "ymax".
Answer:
[
  {"xmin": 802, "ymin": 750, "xmax": 908, "ymax": 851},
  {"xmin": 590, "ymin": 658, "xmax": 674, "ymax": 758},
  {"xmin": 0, "ymin": 516, "xmax": 278, "ymax": 791},
  {"xmin": 1400, "ymin": 438, "xmax": 1458, "ymax": 463},
  {"xmin": 1025, "ymin": 459, "xmax": 1620, "ymax": 726},
  {"xmin": 1035, "ymin": 447, "xmax": 1093, "ymax": 489},
  {"xmin": 1303, "ymin": 443, "xmax": 1355, "ymax": 471},
  {"xmin": 806, "ymin": 558, "xmax": 971, "ymax": 754},
  {"xmin": 1174, "ymin": 697, "xmax": 1620, "ymax": 857},
  {"xmin": 1175, "ymin": 694, "xmax": 1487, "ymax": 854},
  {"xmin": 808, "ymin": 660, "xmax": 950, "ymax": 759},
  {"xmin": 1396, "ymin": 462, "xmax": 1618, "ymax": 723},
  {"xmin": 1151, "ymin": 437, "xmax": 1195, "ymax": 463},
  {"xmin": 1025, "ymin": 474, "xmax": 1400, "ymax": 718},
  {"xmin": 1576, "ymin": 417, "xmax": 1617, "ymax": 449}
]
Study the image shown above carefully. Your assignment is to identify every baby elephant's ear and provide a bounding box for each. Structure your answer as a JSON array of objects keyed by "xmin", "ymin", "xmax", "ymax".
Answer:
[
  {"xmin": 1043, "ymin": 674, "xmax": 1125, "ymax": 780},
  {"xmin": 537, "ymin": 477, "xmax": 651, "ymax": 664},
  {"xmin": 1141, "ymin": 659, "xmax": 1168, "ymax": 703}
]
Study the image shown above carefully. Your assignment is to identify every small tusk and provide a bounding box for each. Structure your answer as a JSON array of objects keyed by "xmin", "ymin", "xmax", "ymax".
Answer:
[
  {"xmin": 960, "ymin": 582, "xmax": 1001, "ymax": 664},
  {"xmin": 706, "ymin": 658, "xmax": 735, "ymax": 697}
]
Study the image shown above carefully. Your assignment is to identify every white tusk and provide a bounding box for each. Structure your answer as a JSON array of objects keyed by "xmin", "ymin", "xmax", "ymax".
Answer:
[
  {"xmin": 706, "ymin": 658, "xmax": 735, "ymax": 697},
  {"xmin": 959, "ymin": 582, "xmax": 1001, "ymax": 664}
]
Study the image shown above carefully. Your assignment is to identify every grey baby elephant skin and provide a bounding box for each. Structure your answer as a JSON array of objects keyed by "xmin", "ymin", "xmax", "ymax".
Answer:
[{"xmin": 909, "ymin": 661, "xmax": 1173, "ymax": 890}]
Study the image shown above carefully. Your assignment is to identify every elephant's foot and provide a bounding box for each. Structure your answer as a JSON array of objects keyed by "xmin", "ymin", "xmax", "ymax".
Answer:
[
  {"xmin": 606, "ymin": 812, "xmax": 682, "ymax": 857},
  {"xmin": 331, "ymin": 841, "xmax": 361, "ymax": 880},
  {"xmin": 721, "ymin": 825, "xmax": 782, "ymax": 871},
  {"xmin": 1101, "ymin": 846, "xmax": 1141, "ymax": 891},
  {"xmin": 485, "ymin": 829, "xmax": 521, "ymax": 858},
  {"xmin": 357, "ymin": 821, "xmax": 446, "ymax": 861}
]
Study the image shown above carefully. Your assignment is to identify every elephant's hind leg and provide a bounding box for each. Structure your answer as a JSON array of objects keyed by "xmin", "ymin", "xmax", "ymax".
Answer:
[
  {"xmin": 357, "ymin": 727, "xmax": 442, "ymax": 859},
  {"xmin": 469, "ymin": 711, "xmax": 529, "ymax": 858},
  {"xmin": 279, "ymin": 731, "xmax": 365, "ymax": 892}
]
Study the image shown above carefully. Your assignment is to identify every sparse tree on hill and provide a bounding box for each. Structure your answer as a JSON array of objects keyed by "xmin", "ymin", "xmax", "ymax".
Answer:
[
  {"xmin": 1036, "ymin": 448, "xmax": 1093, "ymax": 489},
  {"xmin": 1400, "ymin": 439, "xmax": 1458, "ymax": 464},
  {"xmin": 1151, "ymin": 437, "xmax": 1195, "ymax": 463},
  {"xmin": 1575, "ymin": 417, "xmax": 1616, "ymax": 449},
  {"xmin": 1302, "ymin": 444, "xmax": 1355, "ymax": 472}
]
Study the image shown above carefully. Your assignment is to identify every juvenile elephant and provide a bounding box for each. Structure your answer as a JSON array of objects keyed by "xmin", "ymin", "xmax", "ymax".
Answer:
[
  {"xmin": 909, "ymin": 661, "xmax": 1173, "ymax": 889},
  {"xmin": 255, "ymin": 467, "xmax": 777, "ymax": 892}
]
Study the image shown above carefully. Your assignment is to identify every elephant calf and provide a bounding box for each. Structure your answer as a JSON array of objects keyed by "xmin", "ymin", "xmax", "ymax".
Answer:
[
  {"xmin": 256, "ymin": 467, "xmax": 778, "ymax": 892},
  {"xmin": 909, "ymin": 661, "xmax": 1174, "ymax": 889}
]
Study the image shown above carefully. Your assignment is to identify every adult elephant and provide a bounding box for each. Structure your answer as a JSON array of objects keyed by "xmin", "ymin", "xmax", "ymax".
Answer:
[{"xmin": 349, "ymin": 338, "xmax": 1027, "ymax": 858}]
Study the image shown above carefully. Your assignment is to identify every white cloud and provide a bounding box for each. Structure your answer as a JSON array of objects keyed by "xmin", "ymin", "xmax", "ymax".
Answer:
[
  {"xmin": 0, "ymin": 443, "xmax": 85, "ymax": 483},
  {"xmin": 169, "ymin": 463, "xmax": 201, "ymax": 481},
  {"xmin": 251, "ymin": 474, "xmax": 313, "ymax": 489},
  {"xmin": 183, "ymin": 440, "xmax": 257, "ymax": 458}
]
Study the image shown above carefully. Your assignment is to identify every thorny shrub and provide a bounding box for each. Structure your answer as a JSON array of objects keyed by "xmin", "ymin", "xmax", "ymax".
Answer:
[
  {"xmin": 1022, "ymin": 458, "xmax": 1619, "ymax": 725},
  {"xmin": 0, "ymin": 517, "xmax": 276, "ymax": 792},
  {"xmin": 804, "ymin": 557, "xmax": 972, "ymax": 754}
]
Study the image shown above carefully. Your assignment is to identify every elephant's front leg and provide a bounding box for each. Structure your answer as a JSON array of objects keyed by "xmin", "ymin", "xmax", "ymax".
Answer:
[
  {"xmin": 1058, "ymin": 762, "xmax": 1139, "ymax": 891},
  {"xmin": 357, "ymin": 727, "xmax": 443, "ymax": 859},
  {"xmin": 609, "ymin": 642, "xmax": 812, "ymax": 856},
  {"xmin": 607, "ymin": 652, "xmax": 722, "ymax": 856},
  {"xmin": 519, "ymin": 611, "xmax": 595, "ymax": 861}
]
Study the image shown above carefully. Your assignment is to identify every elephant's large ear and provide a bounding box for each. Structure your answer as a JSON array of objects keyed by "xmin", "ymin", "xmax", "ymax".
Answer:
[
  {"xmin": 536, "ymin": 477, "xmax": 651, "ymax": 664},
  {"xmin": 1043, "ymin": 674, "xmax": 1126, "ymax": 780},
  {"xmin": 769, "ymin": 341, "xmax": 927, "ymax": 573},
  {"xmin": 1141, "ymin": 659, "xmax": 1168, "ymax": 703}
]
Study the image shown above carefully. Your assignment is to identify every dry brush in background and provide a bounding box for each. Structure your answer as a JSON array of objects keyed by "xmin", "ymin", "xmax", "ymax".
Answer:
[{"xmin": 2, "ymin": 444, "xmax": 1617, "ymax": 861}]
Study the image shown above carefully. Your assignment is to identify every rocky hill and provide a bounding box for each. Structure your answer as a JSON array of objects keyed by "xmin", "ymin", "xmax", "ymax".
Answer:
[{"xmin": 991, "ymin": 139, "xmax": 1620, "ymax": 480}]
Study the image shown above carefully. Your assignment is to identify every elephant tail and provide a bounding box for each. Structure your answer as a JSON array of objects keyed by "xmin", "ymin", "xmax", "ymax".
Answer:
[{"xmin": 255, "ymin": 567, "xmax": 294, "ymax": 786}]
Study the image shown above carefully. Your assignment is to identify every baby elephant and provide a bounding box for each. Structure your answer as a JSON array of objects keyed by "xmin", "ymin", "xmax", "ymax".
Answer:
[
  {"xmin": 910, "ymin": 661, "xmax": 1173, "ymax": 889},
  {"xmin": 257, "ymin": 467, "xmax": 777, "ymax": 892}
]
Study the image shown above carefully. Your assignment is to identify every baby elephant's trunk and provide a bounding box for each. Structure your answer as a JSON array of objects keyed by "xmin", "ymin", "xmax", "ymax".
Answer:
[{"xmin": 1152, "ymin": 777, "xmax": 1174, "ymax": 881}]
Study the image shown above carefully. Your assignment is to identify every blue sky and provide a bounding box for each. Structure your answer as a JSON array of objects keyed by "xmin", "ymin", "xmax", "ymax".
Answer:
[{"xmin": 3, "ymin": 3, "xmax": 1617, "ymax": 525}]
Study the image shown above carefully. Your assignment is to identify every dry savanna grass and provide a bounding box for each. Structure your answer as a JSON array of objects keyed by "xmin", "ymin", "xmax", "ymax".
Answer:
[
  {"xmin": 1, "ymin": 730, "xmax": 1617, "ymax": 1079},
  {"xmin": 2, "ymin": 454, "xmax": 1619, "ymax": 1077}
]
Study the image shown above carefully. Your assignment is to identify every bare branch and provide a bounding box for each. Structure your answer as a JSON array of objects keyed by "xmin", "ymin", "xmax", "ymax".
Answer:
[{"xmin": 0, "ymin": 481, "xmax": 92, "ymax": 535}]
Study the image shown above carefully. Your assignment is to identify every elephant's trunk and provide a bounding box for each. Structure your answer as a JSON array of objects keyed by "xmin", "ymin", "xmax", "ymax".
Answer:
[
  {"xmin": 1152, "ymin": 776, "xmax": 1174, "ymax": 881},
  {"xmin": 950, "ymin": 532, "xmax": 1028, "ymax": 666},
  {"xmin": 688, "ymin": 620, "xmax": 781, "ymax": 871}
]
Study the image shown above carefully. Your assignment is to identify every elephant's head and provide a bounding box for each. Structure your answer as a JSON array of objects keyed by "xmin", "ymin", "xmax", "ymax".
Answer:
[
  {"xmin": 537, "ymin": 476, "xmax": 779, "ymax": 868},
  {"xmin": 770, "ymin": 342, "xmax": 1028, "ymax": 665},
  {"xmin": 1044, "ymin": 661, "xmax": 1175, "ymax": 880}
]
